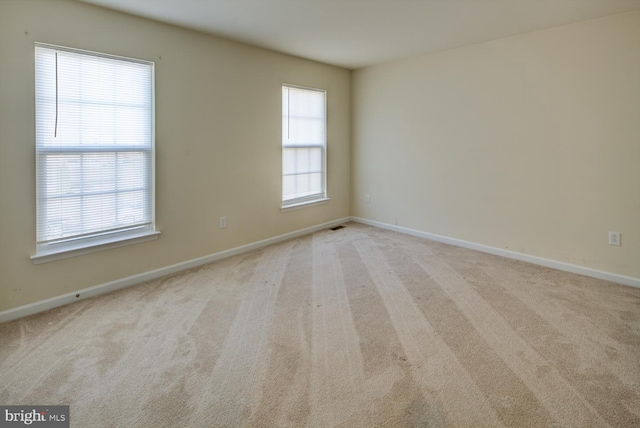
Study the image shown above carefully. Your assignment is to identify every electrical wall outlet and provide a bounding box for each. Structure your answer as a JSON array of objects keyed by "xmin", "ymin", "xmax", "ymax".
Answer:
[
  {"xmin": 219, "ymin": 216, "xmax": 227, "ymax": 229},
  {"xmin": 365, "ymin": 194, "xmax": 370, "ymax": 204},
  {"xmin": 608, "ymin": 231, "xmax": 620, "ymax": 246}
]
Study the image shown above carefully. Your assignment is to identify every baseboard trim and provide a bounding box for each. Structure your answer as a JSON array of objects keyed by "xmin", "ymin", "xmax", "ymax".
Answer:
[
  {"xmin": 0, "ymin": 217, "xmax": 350, "ymax": 324},
  {"xmin": 350, "ymin": 216, "xmax": 640, "ymax": 289}
]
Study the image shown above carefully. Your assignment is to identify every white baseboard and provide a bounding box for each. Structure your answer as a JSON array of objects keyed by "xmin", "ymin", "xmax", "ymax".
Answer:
[
  {"xmin": 3, "ymin": 215, "xmax": 635, "ymax": 324},
  {"xmin": 350, "ymin": 217, "xmax": 640, "ymax": 289},
  {"xmin": 0, "ymin": 217, "xmax": 350, "ymax": 324}
]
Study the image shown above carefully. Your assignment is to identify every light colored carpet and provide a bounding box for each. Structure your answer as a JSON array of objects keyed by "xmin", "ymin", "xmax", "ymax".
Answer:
[{"xmin": 1, "ymin": 222, "xmax": 639, "ymax": 427}]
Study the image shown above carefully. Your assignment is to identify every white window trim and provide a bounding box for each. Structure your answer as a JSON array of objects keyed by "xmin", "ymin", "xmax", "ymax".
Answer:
[
  {"xmin": 281, "ymin": 84, "xmax": 328, "ymax": 209},
  {"xmin": 280, "ymin": 197, "xmax": 331, "ymax": 212},
  {"xmin": 31, "ymin": 228, "xmax": 160, "ymax": 264},
  {"xmin": 32, "ymin": 43, "xmax": 158, "ymax": 263}
]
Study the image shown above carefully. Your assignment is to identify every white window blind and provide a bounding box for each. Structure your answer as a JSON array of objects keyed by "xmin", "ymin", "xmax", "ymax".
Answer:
[
  {"xmin": 282, "ymin": 85, "xmax": 326, "ymax": 206},
  {"xmin": 35, "ymin": 44, "xmax": 155, "ymax": 251}
]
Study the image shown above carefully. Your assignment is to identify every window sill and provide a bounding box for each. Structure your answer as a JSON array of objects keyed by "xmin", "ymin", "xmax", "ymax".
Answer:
[
  {"xmin": 281, "ymin": 197, "xmax": 330, "ymax": 212},
  {"xmin": 31, "ymin": 230, "xmax": 161, "ymax": 265}
]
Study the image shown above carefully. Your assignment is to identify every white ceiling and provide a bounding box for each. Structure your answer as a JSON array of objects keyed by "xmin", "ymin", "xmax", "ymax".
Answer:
[{"xmin": 80, "ymin": 0, "xmax": 640, "ymax": 69}]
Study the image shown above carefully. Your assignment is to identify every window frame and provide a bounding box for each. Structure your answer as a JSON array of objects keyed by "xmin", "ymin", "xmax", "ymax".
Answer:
[
  {"xmin": 281, "ymin": 84, "xmax": 329, "ymax": 209},
  {"xmin": 31, "ymin": 43, "xmax": 159, "ymax": 264}
]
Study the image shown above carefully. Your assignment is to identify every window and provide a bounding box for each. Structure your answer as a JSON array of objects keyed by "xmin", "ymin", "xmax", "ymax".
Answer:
[
  {"xmin": 282, "ymin": 85, "xmax": 327, "ymax": 207},
  {"xmin": 33, "ymin": 44, "xmax": 157, "ymax": 262}
]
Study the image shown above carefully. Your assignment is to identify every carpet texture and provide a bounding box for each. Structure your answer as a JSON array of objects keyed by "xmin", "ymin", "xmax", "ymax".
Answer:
[{"xmin": 1, "ymin": 223, "xmax": 639, "ymax": 427}]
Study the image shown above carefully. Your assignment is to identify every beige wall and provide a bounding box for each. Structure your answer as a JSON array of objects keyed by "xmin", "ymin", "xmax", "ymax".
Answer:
[
  {"xmin": 0, "ymin": 0, "xmax": 351, "ymax": 312},
  {"xmin": 1, "ymin": 2, "xmax": 637, "ymax": 314},
  {"xmin": 352, "ymin": 11, "xmax": 640, "ymax": 278}
]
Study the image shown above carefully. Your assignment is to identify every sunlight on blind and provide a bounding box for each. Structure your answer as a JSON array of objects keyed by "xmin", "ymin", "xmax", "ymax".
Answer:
[{"xmin": 35, "ymin": 45, "xmax": 153, "ymax": 245}]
